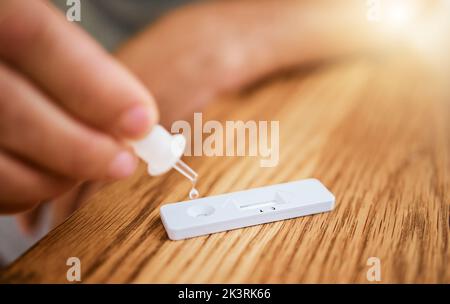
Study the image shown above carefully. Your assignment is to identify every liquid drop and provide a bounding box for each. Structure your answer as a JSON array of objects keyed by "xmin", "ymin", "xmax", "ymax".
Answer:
[{"xmin": 189, "ymin": 187, "xmax": 200, "ymax": 200}]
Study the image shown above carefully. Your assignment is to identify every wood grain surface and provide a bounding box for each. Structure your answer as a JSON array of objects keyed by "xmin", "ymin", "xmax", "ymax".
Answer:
[{"xmin": 1, "ymin": 50, "xmax": 449, "ymax": 283}]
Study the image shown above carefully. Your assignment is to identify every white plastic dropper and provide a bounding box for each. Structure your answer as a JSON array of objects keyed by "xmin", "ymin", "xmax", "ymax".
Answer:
[{"xmin": 131, "ymin": 125, "xmax": 199, "ymax": 199}]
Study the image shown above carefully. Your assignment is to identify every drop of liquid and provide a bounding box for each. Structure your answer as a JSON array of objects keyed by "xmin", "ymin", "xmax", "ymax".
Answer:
[{"xmin": 189, "ymin": 187, "xmax": 200, "ymax": 200}]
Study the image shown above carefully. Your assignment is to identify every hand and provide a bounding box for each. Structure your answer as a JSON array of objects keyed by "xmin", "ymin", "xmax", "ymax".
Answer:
[{"xmin": 0, "ymin": 0, "xmax": 158, "ymax": 214}]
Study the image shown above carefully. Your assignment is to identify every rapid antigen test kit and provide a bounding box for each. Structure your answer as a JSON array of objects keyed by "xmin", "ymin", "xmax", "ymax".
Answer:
[{"xmin": 161, "ymin": 179, "xmax": 335, "ymax": 240}]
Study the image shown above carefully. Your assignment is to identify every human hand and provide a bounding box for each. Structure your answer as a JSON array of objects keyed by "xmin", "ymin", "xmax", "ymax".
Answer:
[{"xmin": 0, "ymin": 0, "xmax": 158, "ymax": 214}]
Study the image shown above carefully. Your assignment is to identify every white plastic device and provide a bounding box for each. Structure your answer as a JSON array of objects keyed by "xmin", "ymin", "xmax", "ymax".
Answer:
[
  {"xmin": 160, "ymin": 178, "xmax": 335, "ymax": 240},
  {"xmin": 131, "ymin": 125, "xmax": 197, "ymax": 182}
]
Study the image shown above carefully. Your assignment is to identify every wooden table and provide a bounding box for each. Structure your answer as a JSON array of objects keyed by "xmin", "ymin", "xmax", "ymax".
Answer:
[{"xmin": 1, "ymin": 50, "xmax": 449, "ymax": 283}]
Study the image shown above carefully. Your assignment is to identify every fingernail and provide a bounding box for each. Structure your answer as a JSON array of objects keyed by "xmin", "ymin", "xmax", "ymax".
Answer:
[
  {"xmin": 108, "ymin": 151, "xmax": 137, "ymax": 179},
  {"xmin": 118, "ymin": 105, "xmax": 153, "ymax": 138}
]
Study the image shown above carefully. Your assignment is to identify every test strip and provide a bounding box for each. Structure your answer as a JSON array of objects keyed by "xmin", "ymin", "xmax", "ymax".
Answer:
[{"xmin": 160, "ymin": 178, "xmax": 335, "ymax": 240}]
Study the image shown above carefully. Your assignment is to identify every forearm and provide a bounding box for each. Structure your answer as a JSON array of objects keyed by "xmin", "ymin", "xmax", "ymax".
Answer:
[
  {"xmin": 205, "ymin": 0, "xmax": 390, "ymax": 84},
  {"xmin": 115, "ymin": 0, "xmax": 393, "ymax": 125}
]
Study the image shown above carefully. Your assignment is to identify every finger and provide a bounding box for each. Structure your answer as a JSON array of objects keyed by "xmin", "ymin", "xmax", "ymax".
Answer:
[
  {"xmin": 0, "ymin": 150, "xmax": 73, "ymax": 214},
  {"xmin": 16, "ymin": 203, "xmax": 46, "ymax": 236},
  {"xmin": 0, "ymin": 0, "xmax": 158, "ymax": 139},
  {"xmin": 0, "ymin": 62, "xmax": 138, "ymax": 181}
]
